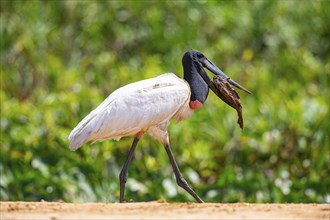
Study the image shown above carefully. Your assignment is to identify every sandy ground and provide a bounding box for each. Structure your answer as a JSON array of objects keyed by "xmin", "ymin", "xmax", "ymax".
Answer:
[{"xmin": 0, "ymin": 201, "xmax": 329, "ymax": 220}]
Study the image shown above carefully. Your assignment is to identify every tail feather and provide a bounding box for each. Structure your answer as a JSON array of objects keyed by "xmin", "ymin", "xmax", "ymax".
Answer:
[
  {"xmin": 68, "ymin": 112, "xmax": 97, "ymax": 151},
  {"xmin": 68, "ymin": 97, "xmax": 116, "ymax": 151}
]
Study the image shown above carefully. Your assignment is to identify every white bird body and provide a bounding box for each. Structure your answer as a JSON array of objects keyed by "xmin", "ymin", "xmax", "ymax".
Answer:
[{"xmin": 68, "ymin": 73, "xmax": 193, "ymax": 150}]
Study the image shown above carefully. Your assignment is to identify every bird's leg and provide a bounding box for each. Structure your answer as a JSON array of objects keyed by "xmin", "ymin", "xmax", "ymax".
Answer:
[
  {"xmin": 164, "ymin": 144, "xmax": 204, "ymax": 203},
  {"xmin": 119, "ymin": 136, "xmax": 140, "ymax": 203}
]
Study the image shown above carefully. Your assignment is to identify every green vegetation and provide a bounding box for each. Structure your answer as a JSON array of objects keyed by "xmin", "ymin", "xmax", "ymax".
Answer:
[{"xmin": 1, "ymin": 0, "xmax": 329, "ymax": 203}]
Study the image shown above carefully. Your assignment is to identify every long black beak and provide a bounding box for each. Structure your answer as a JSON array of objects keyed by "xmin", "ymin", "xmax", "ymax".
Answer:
[{"xmin": 200, "ymin": 57, "xmax": 252, "ymax": 94}]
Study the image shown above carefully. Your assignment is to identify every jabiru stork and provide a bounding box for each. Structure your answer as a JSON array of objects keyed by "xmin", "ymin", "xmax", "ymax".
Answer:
[{"xmin": 68, "ymin": 49, "xmax": 251, "ymax": 203}]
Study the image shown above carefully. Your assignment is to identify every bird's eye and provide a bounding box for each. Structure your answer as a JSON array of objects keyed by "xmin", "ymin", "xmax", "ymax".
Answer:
[{"xmin": 197, "ymin": 53, "xmax": 204, "ymax": 59}]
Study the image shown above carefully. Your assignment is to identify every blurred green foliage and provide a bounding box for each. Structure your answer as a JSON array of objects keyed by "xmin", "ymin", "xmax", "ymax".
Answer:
[{"xmin": 1, "ymin": 0, "xmax": 329, "ymax": 203}]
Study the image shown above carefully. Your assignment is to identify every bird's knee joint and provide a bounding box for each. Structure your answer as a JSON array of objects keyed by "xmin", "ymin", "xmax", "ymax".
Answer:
[
  {"xmin": 119, "ymin": 171, "xmax": 127, "ymax": 184},
  {"xmin": 176, "ymin": 176, "xmax": 188, "ymax": 188}
]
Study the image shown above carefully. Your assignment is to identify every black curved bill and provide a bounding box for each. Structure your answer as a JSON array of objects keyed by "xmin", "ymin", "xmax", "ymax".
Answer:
[{"xmin": 200, "ymin": 57, "xmax": 252, "ymax": 94}]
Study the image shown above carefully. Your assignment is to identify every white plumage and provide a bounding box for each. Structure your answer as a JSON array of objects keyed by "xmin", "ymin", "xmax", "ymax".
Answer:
[{"xmin": 68, "ymin": 73, "xmax": 193, "ymax": 151}]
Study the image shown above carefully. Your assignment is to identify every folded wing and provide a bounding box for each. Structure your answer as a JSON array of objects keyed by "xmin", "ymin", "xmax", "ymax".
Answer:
[{"xmin": 68, "ymin": 73, "xmax": 190, "ymax": 150}]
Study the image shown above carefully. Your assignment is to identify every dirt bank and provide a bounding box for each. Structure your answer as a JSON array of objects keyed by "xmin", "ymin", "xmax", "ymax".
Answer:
[{"xmin": 1, "ymin": 201, "xmax": 329, "ymax": 219}]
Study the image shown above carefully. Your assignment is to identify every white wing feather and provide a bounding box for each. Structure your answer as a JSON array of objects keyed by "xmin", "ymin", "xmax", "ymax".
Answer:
[{"xmin": 68, "ymin": 73, "xmax": 191, "ymax": 150}]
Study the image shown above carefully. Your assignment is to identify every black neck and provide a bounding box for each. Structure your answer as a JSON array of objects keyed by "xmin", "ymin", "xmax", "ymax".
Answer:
[{"xmin": 183, "ymin": 60, "xmax": 209, "ymax": 103}]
